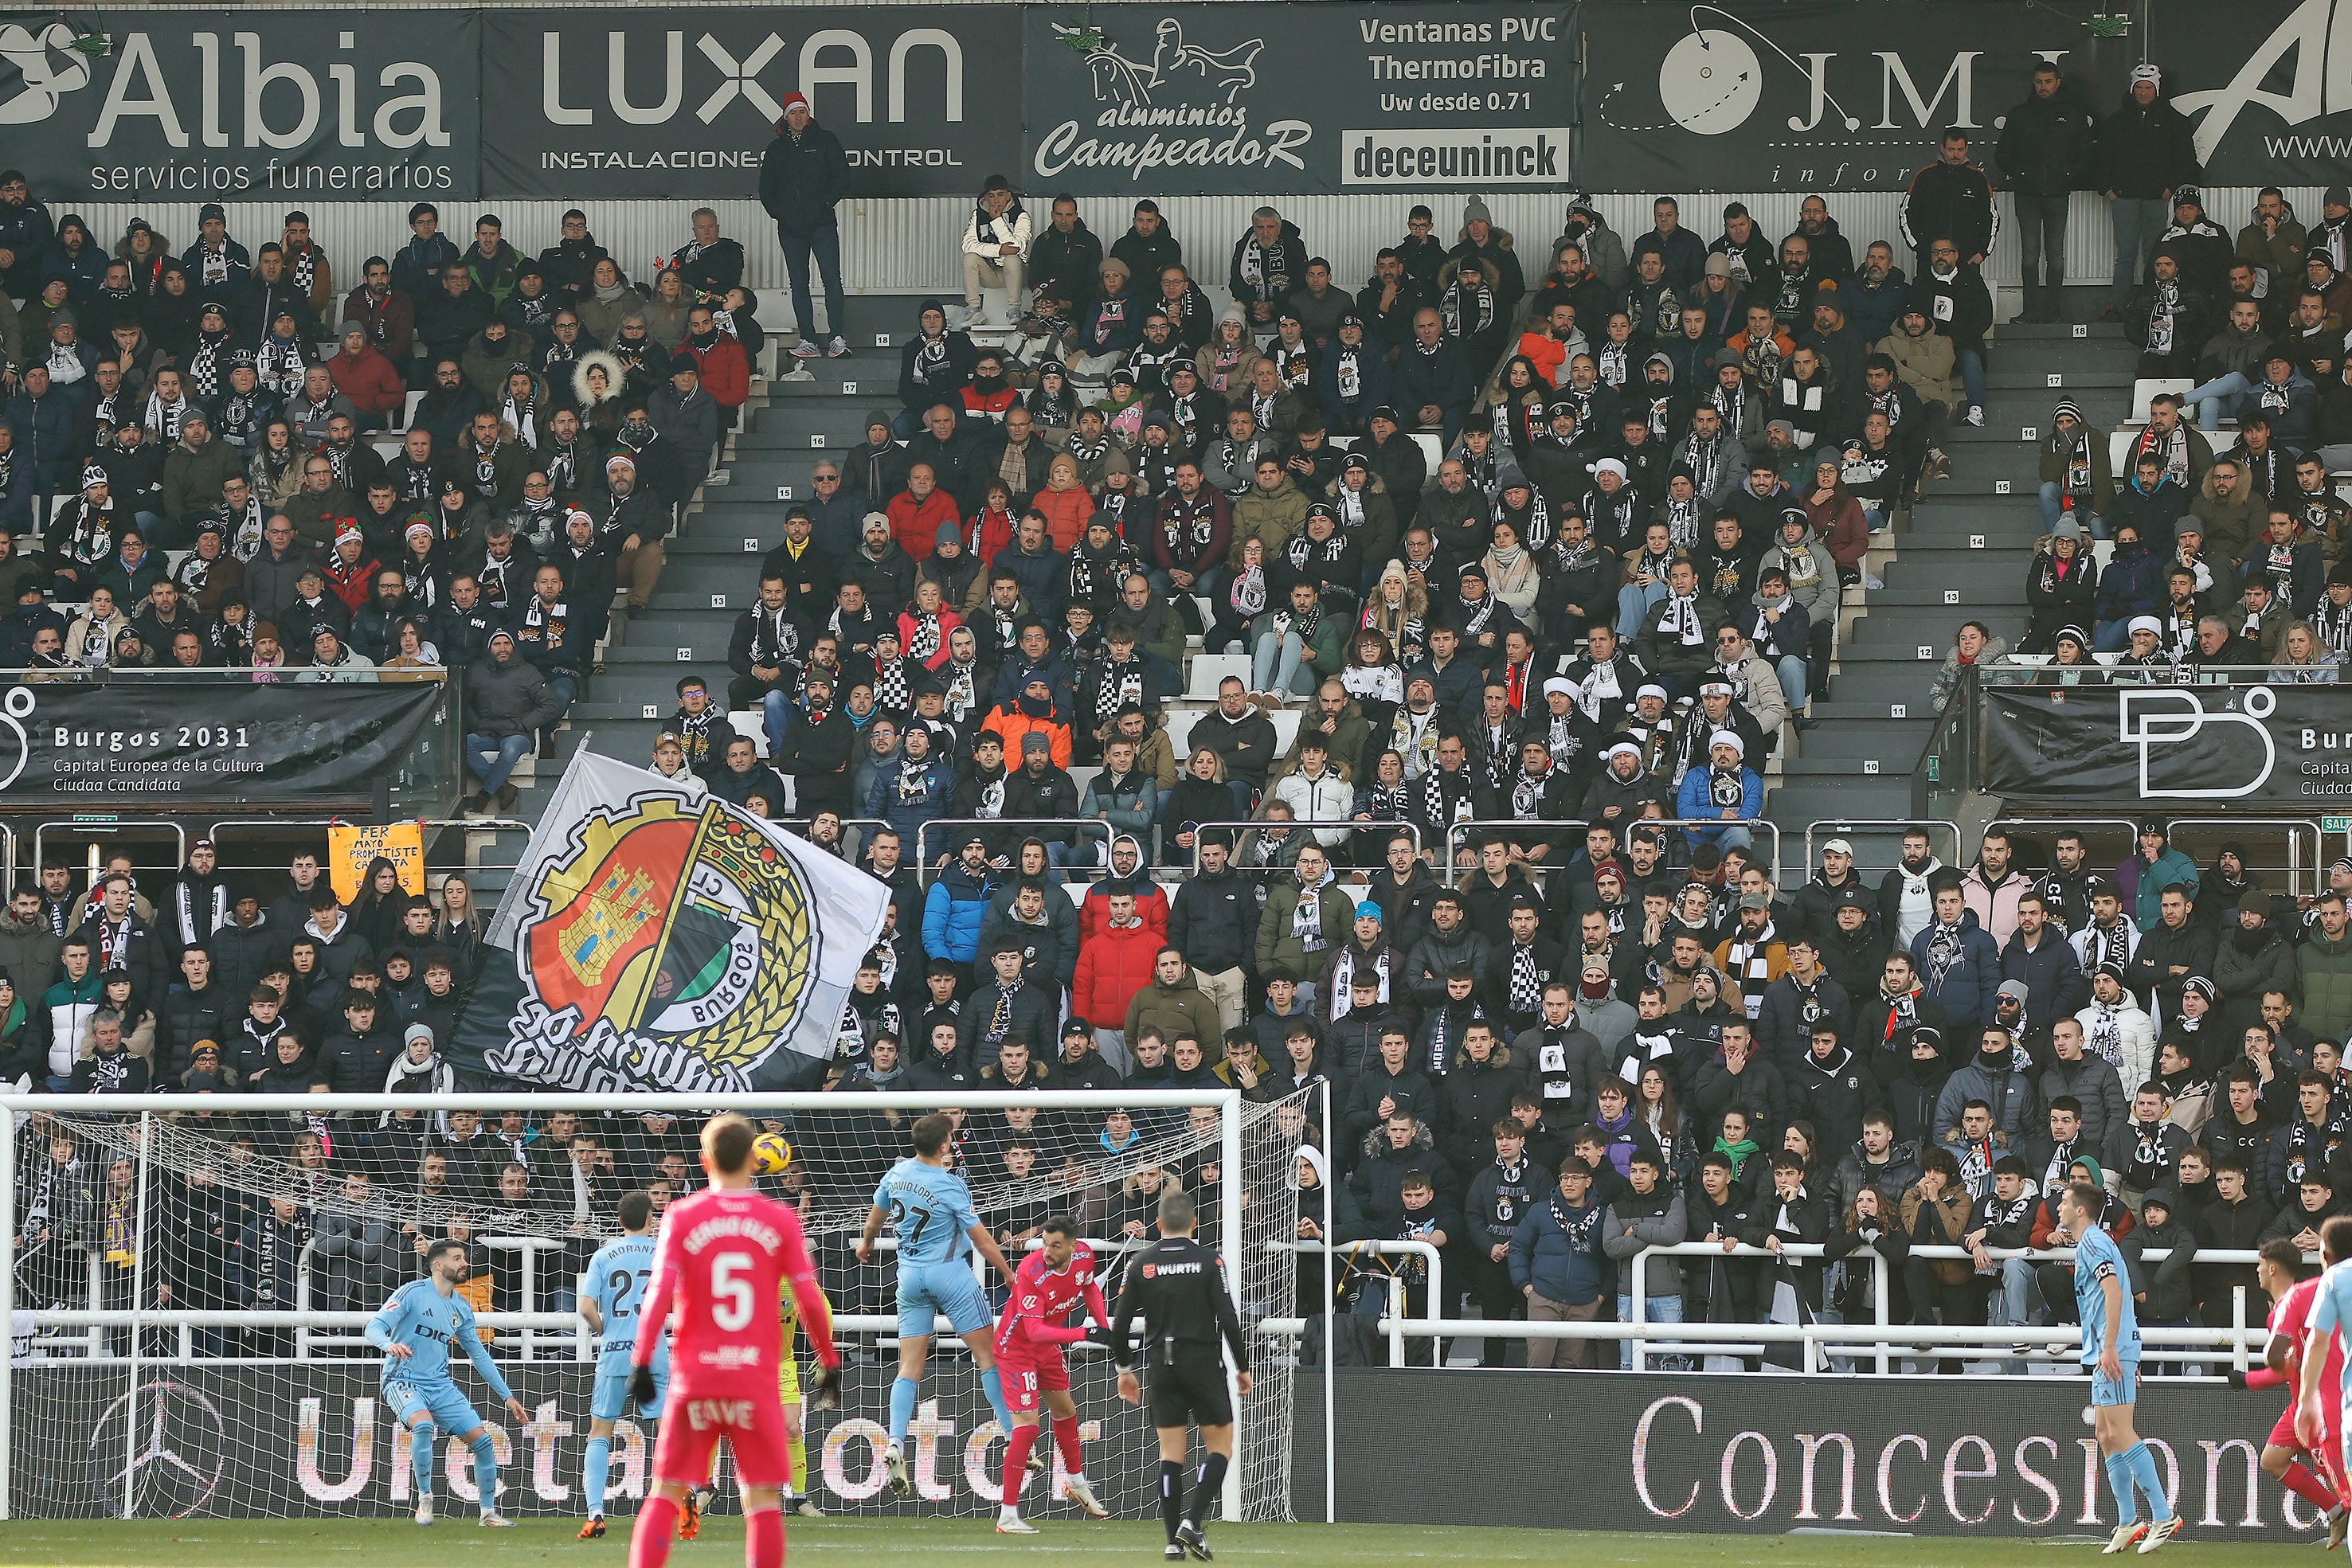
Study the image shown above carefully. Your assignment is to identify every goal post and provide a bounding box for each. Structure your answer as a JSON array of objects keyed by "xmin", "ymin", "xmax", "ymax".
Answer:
[{"xmin": 0, "ymin": 1087, "xmax": 1311, "ymax": 1526}]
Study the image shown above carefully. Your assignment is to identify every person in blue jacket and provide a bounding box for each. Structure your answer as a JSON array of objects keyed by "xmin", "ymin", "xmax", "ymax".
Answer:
[
  {"xmin": 865, "ymin": 720, "xmax": 956, "ymax": 850},
  {"xmin": 1507, "ymin": 1155, "xmax": 1614, "ymax": 1370},
  {"xmin": 1674, "ymin": 731, "xmax": 1762, "ymax": 851},
  {"xmin": 2118, "ymin": 819, "xmax": 2200, "ymax": 934},
  {"xmin": 1910, "ymin": 875, "xmax": 2003, "ymax": 1036},
  {"xmin": 922, "ymin": 834, "xmax": 1000, "ymax": 976}
]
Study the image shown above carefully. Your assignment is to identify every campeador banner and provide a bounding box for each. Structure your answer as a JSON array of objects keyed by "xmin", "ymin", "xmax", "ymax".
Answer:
[
  {"xmin": 1021, "ymin": 4, "xmax": 1572, "ymax": 195},
  {"xmin": 449, "ymin": 750, "xmax": 887, "ymax": 1093}
]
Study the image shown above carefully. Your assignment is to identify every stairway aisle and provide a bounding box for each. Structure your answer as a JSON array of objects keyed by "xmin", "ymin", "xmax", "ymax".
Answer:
[{"xmin": 1765, "ymin": 295, "xmax": 2136, "ymax": 872}]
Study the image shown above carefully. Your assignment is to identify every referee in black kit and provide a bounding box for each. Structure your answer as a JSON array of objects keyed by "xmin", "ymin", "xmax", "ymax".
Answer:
[{"xmin": 1109, "ymin": 1188, "xmax": 1253, "ymax": 1562}]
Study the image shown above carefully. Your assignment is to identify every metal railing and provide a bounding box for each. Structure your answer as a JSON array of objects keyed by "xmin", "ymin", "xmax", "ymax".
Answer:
[
  {"xmin": 1184, "ymin": 817, "xmax": 1420, "ymax": 875},
  {"xmin": 1269, "ymin": 1239, "xmax": 2276, "ymax": 1378},
  {"xmin": 913, "ymin": 816, "xmax": 1114, "ymax": 879},
  {"xmin": 1445, "ymin": 815, "xmax": 1782, "ymax": 886},
  {"xmin": 1801, "ymin": 818, "xmax": 1962, "ymax": 879}
]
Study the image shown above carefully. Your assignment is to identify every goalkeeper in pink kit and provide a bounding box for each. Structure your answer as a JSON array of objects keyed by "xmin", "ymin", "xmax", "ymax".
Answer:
[
  {"xmin": 626, "ymin": 1114, "xmax": 843, "ymax": 1568},
  {"xmin": 992, "ymin": 1216, "xmax": 1113, "ymax": 1533}
]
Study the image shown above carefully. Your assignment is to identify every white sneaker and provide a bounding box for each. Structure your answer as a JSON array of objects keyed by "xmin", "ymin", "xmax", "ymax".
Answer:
[
  {"xmin": 479, "ymin": 1511, "xmax": 515, "ymax": 1527},
  {"xmin": 952, "ymin": 306, "xmax": 981, "ymax": 330},
  {"xmin": 884, "ymin": 1441, "xmax": 911, "ymax": 1496},
  {"xmin": 795, "ymin": 1498, "xmax": 826, "ymax": 1519},
  {"xmin": 1963, "ymin": 406, "xmax": 1986, "ymax": 427},
  {"xmin": 790, "ymin": 340, "xmax": 822, "ymax": 358},
  {"xmin": 413, "ymin": 1498, "xmax": 434, "ymax": 1526},
  {"xmin": 2102, "ymin": 1523, "xmax": 2147, "ymax": 1554},
  {"xmin": 1863, "ymin": 573, "xmax": 1884, "ymax": 590},
  {"xmin": 828, "ymin": 336, "xmax": 850, "ymax": 358},
  {"xmin": 1063, "ymin": 1476, "xmax": 1109, "ymax": 1519},
  {"xmin": 2136, "ymin": 1516, "xmax": 2181, "ymax": 1554},
  {"xmin": 997, "ymin": 1511, "xmax": 1039, "ymax": 1535}
]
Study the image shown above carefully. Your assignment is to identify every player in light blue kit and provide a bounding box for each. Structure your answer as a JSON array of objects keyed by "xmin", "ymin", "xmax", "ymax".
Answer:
[
  {"xmin": 366, "ymin": 1237, "xmax": 529, "ymax": 1527},
  {"xmin": 2061, "ymin": 1180, "xmax": 2180, "ymax": 1554},
  {"xmin": 576, "ymin": 1191, "xmax": 667, "ymax": 1540},
  {"xmin": 856, "ymin": 1112, "xmax": 1020, "ymax": 1495}
]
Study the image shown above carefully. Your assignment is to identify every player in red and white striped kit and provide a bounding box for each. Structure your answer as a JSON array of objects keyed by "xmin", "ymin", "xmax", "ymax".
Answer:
[
  {"xmin": 626, "ymin": 1115, "xmax": 841, "ymax": 1568},
  {"xmin": 992, "ymin": 1216, "xmax": 1113, "ymax": 1533}
]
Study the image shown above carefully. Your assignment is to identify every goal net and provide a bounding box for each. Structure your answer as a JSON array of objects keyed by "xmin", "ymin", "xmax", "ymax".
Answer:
[{"xmin": 1, "ymin": 1089, "xmax": 1309, "ymax": 1524}]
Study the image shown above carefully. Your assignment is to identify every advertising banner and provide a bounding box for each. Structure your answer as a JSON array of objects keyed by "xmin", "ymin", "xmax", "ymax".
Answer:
[
  {"xmin": 479, "ymin": 10, "xmax": 1022, "ymax": 200},
  {"xmin": 0, "ymin": 675, "xmax": 445, "ymax": 808},
  {"xmin": 7, "ymin": 1361, "xmax": 1147, "ymax": 1519},
  {"xmin": 1021, "ymin": 4, "xmax": 1573, "ymax": 196},
  {"xmin": 1303, "ymin": 1369, "xmax": 2301, "ymax": 1540},
  {"xmin": 0, "ymin": 13, "xmax": 478, "ymax": 201},
  {"xmin": 1576, "ymin": 0, "xmax": 2352, "ymax": 193},
  {"xmin": 449, "ymin": 751, "xmax": 887, "ymax": 1094},
  {"xmin": 1978, "ymin": 681, "xmax": 2352, "ymax": 805},
  {"xmin": 1575, "ymin": 2, "xmax": 2103, "ymax": 194}
]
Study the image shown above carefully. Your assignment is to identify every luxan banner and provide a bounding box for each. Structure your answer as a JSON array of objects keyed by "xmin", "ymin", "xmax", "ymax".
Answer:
[
  {"xmin": 477, "ymin": 10, "xmax": 1023, "ymax": 200},
  {"xmin": 1021, "ymin": 3, "xmax": 1572, "ymax": 196},
  {"xmin": 1574, "ymin": 0, "xmax": 2351, "ymax": 193},
  {"xmin": 0, "ymin": 13, "xmax": 479, "ymax": 200},
  {"xmin": 448, "ymin": 749, "xmax": 888, "ymax": 1094},
  {"xmin": 1978, "ymin": 682, "xmax": 2352, "ymax": 805},
  {"xmin": 1298, "ymin": 1369, "xmax": 2303, "ymax": 1539},
  {"xmin": 0, "ymin": 675, "xmax": 444, "ymax": 808},
  {"xmin": 6, "ymin": 1362, "xmax": 1145, "ymax": 1519}
]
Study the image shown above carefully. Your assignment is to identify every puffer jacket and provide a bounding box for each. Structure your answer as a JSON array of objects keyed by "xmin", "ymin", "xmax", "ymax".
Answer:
[
  {"xmin": 1509, "ymin": 1189, "xmax": 1611, "ymax": 1305},
  {"xmin": 920, "ymin": 863, "xmax": 997, "ymax": 966}
]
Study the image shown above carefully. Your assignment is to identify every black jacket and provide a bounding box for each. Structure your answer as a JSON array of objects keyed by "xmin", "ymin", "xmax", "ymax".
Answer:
[
  {"xmin": 1997, "ymin": 90, "xmax": 2098, "ymax": 198},
  {"xmin": 2095, "ymin": 98, "xmax": 2202, "ymax": 201},
  {"xmin": 1168, "ymin": 866, "xmax": 1253, "ymax": 977},
  {"xmin": 759, "ymin": 120, "xmax": 851, "ymax": 233}
]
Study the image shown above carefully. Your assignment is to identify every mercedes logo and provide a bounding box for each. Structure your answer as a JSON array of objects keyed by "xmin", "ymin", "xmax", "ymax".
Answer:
[{"xmin": 89, "ymin": 1379, "xmax": 227, "ymax": 1518}]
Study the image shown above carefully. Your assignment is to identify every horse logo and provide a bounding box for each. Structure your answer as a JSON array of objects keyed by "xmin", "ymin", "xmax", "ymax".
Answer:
[{"xmin": 1053, "ymin": 15, "xmax": 1265, "ymax": 108}]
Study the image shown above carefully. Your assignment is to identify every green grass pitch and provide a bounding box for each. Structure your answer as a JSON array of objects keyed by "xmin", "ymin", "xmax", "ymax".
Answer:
[{"xmin": 0, "ymin": 1518, "xmax": 2324, "ymax": 1567}]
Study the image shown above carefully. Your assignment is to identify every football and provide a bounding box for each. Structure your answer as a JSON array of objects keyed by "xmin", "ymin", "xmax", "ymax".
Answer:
[{"xmin": 752, "ymin": 1130, "xmax": 794, "ymax": 1175}]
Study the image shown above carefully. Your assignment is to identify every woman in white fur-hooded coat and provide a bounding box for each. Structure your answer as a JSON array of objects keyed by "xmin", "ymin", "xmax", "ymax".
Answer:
[{"xmin": 572, "ymin": 349, "xmax": 628, "ymax": 437}]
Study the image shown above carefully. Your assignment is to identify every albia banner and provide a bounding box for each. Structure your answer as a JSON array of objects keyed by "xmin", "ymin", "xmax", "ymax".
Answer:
[
  {"xmin": 0, "ymin": 675, "xmax": 444, "ymax": 807},
  {"xmin": 448, "ymin": 750, "xmax": 887, "ymax": 1094},
  {"xmin": 1575, "ymin": 0, "xmax": 2352, "ymax": 193},
  {"xmin": 1978, "ymin": 682, "xmax": 2352, "ymax": 806},
  {"xmin": 1309, "ymin": 1369, "xmax": 2305, "ymax": 1540},
  {"xmin": 1021, "ymin": 3, "xmax": 1572, "ymax": 195}
]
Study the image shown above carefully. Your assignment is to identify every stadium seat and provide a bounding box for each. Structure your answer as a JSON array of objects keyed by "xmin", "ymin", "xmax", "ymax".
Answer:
[
  {"xmin": 1186, "ymin": 653, "xmax": 1249, "ymax": 700},
  {"xmin": 1266, "ymin": 707, "xmax": 1302, "ymax": 752},
  {"xmin": 1163, "ymin": 708, "xmax": 1199, "ymax": 757}
]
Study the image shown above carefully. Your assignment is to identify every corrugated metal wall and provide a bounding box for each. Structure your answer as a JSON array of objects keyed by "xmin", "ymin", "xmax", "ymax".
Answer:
[{"xmin": 55, "ymin": 187, "xmax": 2303, "ymax": 318}]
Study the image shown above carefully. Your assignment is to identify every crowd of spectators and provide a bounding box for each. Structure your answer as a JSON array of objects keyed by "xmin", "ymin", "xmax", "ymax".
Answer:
[
  {"xmin": 0, "ymin": 183, "xmax": 768, "ymax": 811},
  {"xmin": 10, "ymin": 60, "xmax": 2328, "ymax": 1372}
]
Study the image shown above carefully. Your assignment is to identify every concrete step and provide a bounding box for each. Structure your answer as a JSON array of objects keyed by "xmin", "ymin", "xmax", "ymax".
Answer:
[{"xmin": 1791, "ymin": 717, "xmax": 1934, "ymax": 758}]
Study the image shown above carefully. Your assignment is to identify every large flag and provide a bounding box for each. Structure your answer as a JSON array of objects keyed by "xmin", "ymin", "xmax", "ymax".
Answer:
[{"xmin": 448, "ymin": 751, "xmax": 888, "ymax": 1092}]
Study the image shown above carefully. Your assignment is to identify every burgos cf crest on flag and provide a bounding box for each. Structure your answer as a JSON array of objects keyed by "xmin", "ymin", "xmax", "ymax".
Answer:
[{"xmin": 479, "ymin": 752, "xmax": 887, "ymax": 1091}]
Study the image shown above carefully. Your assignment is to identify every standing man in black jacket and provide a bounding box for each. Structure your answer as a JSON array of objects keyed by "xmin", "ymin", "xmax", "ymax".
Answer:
[
  {"xmin": 2096, "ymin": 64, "xmax": 2202, "ymax": 315},
  {"xmin": 1997, "ymin": 61, "xmax": 2097, "ymax": 324},
  {"xmin": 758, "ymin": 92, "xmax": 851, "ymax": 361},
  {"xmin": 1899, "ymin": 127, "xmax": 1997, "ymax": 277}
]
